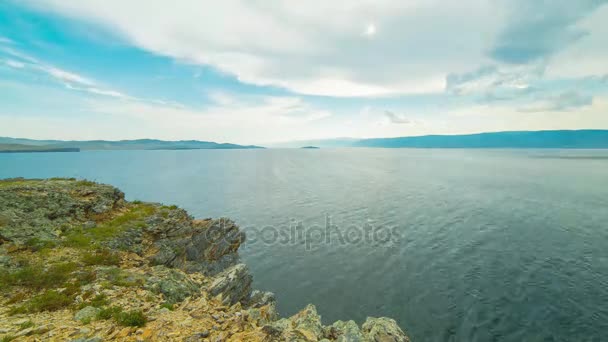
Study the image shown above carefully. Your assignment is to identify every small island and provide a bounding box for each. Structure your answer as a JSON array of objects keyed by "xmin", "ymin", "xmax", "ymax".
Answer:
[{"xmin": 300, "ymin": 146, "xmax": 320, "ymax": 149}]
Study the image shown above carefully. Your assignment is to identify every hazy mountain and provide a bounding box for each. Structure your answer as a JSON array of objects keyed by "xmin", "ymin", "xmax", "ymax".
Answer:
[
  {"xmin": 275, "ymin": 130, "xmax": 608, "ymax": 149},
  {"xmin": 352, "ymin": 130, "xmax": 608, "ymax": 148},
  {"xmin": 0, "ymin": 144, "xmax": 79, "ymax": 153},
  {"xmin": 0, "ymin": 138, "xmax": 264, "ymax": 151}
]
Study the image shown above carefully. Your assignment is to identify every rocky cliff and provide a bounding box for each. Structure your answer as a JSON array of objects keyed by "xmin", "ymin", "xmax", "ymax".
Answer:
[{"xmin": 0, "ymin": 178, "xmax": 410, "ymax": 341}]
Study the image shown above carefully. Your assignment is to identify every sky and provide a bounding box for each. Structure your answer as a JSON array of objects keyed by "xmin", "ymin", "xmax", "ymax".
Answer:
[{"xmin": 1, "ymin": 0, "xmax": 608, "ymax": 145}]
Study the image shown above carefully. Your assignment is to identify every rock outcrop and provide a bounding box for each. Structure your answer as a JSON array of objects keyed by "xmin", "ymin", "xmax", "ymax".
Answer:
[{"xmin": 0, "ymin": 178, "xmax": 410, "ymax": 341}]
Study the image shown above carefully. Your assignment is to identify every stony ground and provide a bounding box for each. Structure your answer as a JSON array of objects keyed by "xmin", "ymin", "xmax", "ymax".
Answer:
[{"xmin": 0, "ymin": 178, "xmax": 410, "ymax": 341}]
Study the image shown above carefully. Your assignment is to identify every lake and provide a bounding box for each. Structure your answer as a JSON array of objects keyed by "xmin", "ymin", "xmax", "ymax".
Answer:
[{"xmin": 1, "ymin": 148, "xmax": 608, "ymax": 341}]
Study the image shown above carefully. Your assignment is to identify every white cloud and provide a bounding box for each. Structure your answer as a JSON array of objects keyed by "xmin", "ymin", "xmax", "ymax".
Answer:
[
  {"xmin": 442, "ymin": 97, "xmax": 608, "ymax": 134},
  {"xmin": 446, "ymin": 63, "xmax": 544, "ymax": 96},
  {"xmin": 2, "ymin": 47, "xmax": 149, "ymax": 101},
  {"xmin": 546, "ymin": 4, "xmax": 608, "ymax": 79},
  {"xmin": 21, "ymin": 0, "xmax": 505, "ymax": 97},
  {"xmin": 4, "ymin": 59, "xmax": 25, "ymax": 69},
  {"xmin": 518, "ymin": 91, "xmax": 594, "ymax": 113},
  {"xmin": 45, "ymin": 66, "xmax": 95, "ymax": 86}
]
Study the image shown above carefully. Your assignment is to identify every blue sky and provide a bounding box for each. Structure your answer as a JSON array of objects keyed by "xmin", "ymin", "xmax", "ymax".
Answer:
[{"xmin": 1, "ymin": 0, "xmax": 607, "ymax": 144}]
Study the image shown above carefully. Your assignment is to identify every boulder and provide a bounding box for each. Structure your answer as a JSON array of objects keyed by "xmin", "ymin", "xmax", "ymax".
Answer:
[
  {"xmin": 361, "ymin": 317, "xmax": 410, "ymax": 342},
  {"xmin": 208, "ymin": 264, "xmax": 252, "ymax": 305},
  {"xmin": 144, "ymin": 266, "xmax": 200, "ymax": 303},
  {"xmin": 74, "ymin": 306, "xmax": 101, "ymax": 323},
  {"xmin": 328, "ymin": 320, "xmax": 363, "ymax": 342}
]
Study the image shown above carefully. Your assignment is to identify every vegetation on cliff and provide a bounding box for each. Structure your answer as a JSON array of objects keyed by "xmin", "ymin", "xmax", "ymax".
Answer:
[{"xmin": 0, "ymin": 178, "xmax": 409, "ymax": 341}]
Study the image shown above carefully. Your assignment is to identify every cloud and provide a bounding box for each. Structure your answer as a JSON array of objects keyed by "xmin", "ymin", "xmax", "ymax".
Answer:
[
  {"xmin": 77, "ymin": 93, "xmax": 333, "ymax": 143},
  {"xmin": 45, "ymin": 66, "xmax": 95, "ymax": 86},
  {"xmin": 4, "ymin": 59, "xmax": 25, "ymax": 68},
  {"xmin": 10, "ymin": 0, "xmax": 608, "ymax": 100},
  {"xmin": 519, "ymin": 91, "xmax": 593, "ymax": 112},
  {"xmin": 489, "ymin": 0, "xmax": 606, "ymax": 64},
  {"xmin": 0, "ymin": 37, "xmax": 14, "ymax": 44},
  {"xmin": 20, "ymin": 0, "xmax": 505, "ymax": 97},
  {"xmin": 445, "ymin": 63, "xmax": 548, "ymax": 109},
  {"xmin": 545, "ymin": 4, "xmax": 608, "ymax": 79},
  {"xmin": 1, "ymin": 47, "xmax": 142, "ymax": 101},
  {"xmin": 384, "ymin": 111, "xmax": 411, "ymax": 124}
]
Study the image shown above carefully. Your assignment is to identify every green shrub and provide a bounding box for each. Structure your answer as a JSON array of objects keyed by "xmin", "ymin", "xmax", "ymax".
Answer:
[
  {"xmin": 86, "ymin": 294, "xmax": 108, "ymax": 308},
  {"xmin": 103, "ymin": 267, "xmax": 142, "ymax": 287},
  {"xmin": 63, "ymin": 232, "xmax": 92, "ymax": 248},
  {"xmin": 0, "ymin": 262, "xmax": 77, "ymax": 290},
  {"xmin": 96, "ymin": 307, "xmax": 146, "ymax": 327},
  {"xmin": 97, "ymin": 306, "xmax": 122, "ymax": 320},
  {"xmin": 76, "ymin": 180, "xmax": 97, "ymax": 187},
  {"xmin": 82, "ymin": 249, "xmax": 120, "ymax": 266},
  {"xmin": 75, "ymin": 269, "xmax": 97, "ymax": 286},
  {"xmin": 160, "ymin": 303, "xmax": 174, "ymax": 311},
  {"xmin": 24, "ymin": 238, "xmax": 57, "ymax": 252},
  {"xmin": 1, "ymin": 335, "xmax": 16, "ymax": 342},
  {"xmin": 18, "ymin": 320, "xmax": 34, "ymax": 330},
  {"xmin": 115, "ymin": 310, "xmax": 147, "ymax": 327},
  {"xmin": 10, "ymin": 290, "xmax": 73, "ymax": 314},
  {"xmin": 63, "ymin": 204, "xmax": 156, "ymax": 248}
]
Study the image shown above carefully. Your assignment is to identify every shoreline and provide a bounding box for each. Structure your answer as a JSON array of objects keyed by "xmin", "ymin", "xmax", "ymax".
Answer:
[{"xmin": 0, "ymin": 178, "xmax": 410, "ymax": 341}]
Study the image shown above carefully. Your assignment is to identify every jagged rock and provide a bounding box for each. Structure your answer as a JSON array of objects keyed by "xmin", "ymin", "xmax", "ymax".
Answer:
[
  {"xmin": 327, "ymin": 320, "xmax": 363, "ymax": 342},
  {"xmin": 208, "ymin": 263, "xmax": 252, "ymax": 305},
  {"xmin": 361, "ymin": 317, "xmax": 410, "ymax": 342},
  {"xmin": 260, "ymin": 305, "xmax": 325, "ymax": 341},
  {"xmin": 247, "ymin": 302, "xmax": 279, "ymax": 326},
  {"xmin": 74, "ymin": 306, "xmax": 101, "ymax": 323},
  {"xmin": 144, "ymin": 266, "xmax": 200, "ymax": 303},
  {"xmin": 261, "ymin": 318, "xmax": 291, "ymax": 338},
  {"xmin": 247, "ymin": 290, "xmax": 276, "ymax": 308},
  {"xmin": 112, "ymin": 209, "xmax": 244, "ymax": 276},
  {"xmin": 290, "ymin": 304, "xmax": 324, "ymax": 340}
]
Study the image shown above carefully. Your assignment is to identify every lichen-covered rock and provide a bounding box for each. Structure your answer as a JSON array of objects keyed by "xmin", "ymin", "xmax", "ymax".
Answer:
[
  {"xmin": 246, "ymin": 291, "xmax": 279, "ymax": 326},
  {"xmin": 247, "ymin": 290, "xmax": 276, "ymax": 308},
  {"xmin": 361, "ymin": 317, "xmax": 410, "ymax": 342},
  {"xmin": 327, "ymin": 320, "xmax": 363, "ymax": 342},
  {"xmin": 144, "ymin": 265, "xmax": 201, "ymax": 303},
  {"xmin": 290, "ymin": 304, "xmax": 325, "ymax": 339},
  {"xmin": 74, "ymin": 306, "xmax": 101, "ymax": 323},
  {"xmin": 208, "ymin": 263, "xmax": 252, "ymax": 305},
  {"xmin": 0, "ymin": 178, "xmax": 124, "ymax": 244},
  {"xmin": 260, "ymin": 305, "xmax": 325, "ymax": 341},
  {"xmin": 112, "ymin": 209, "xmax": 244, "ymax": 276}
]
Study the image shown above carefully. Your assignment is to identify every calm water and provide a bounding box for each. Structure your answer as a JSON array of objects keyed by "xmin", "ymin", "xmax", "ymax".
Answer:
[{"xmin": 2, "ymin": 149, "xmax": 608, "ymax": 341}]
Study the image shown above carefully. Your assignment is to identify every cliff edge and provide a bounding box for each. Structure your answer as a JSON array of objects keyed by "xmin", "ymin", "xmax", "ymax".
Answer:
[{"xmin": 0, "ymin": 178, "xmax": 410, "ymax": 341}]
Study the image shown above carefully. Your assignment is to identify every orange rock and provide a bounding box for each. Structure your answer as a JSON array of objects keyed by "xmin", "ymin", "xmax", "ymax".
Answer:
[
  {"xmin": 141, "ymin": 328, "xmax": 153, "ymax": 340},
  {"xmin": 118, "ymin": 327, "xmax": 133, "ymax": 338}
]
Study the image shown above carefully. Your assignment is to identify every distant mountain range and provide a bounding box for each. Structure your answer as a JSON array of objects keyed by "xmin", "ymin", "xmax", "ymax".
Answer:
[
  {"xmin": 276, "ymin": 130, "xmax": 608, "ymax": 149},
  {"xmin": 0, "ymin": 138, "xmax": 263, "ymax": 152},
  {"xmin": 3, "ymin": 130, "xmax": 608, "ymax": 153},
  {"xmin": 0, "ymin": 144, "xmax": 80, "ymax": 153}
]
